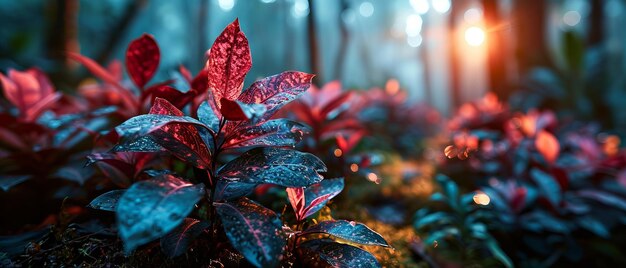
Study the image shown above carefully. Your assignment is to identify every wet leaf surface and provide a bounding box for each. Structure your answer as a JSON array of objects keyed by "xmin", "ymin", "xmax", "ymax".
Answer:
[
  {"xmin": 215, "ymin": 198, "xmax": 285, "ymax": 268},
  {"xmin": 218, "ymin": 147, "xmax": 326, "ymax": 187},
  {"xmin": 160, "ymin": 218, "xmax": 209, "ymax": 258},
  {"xmin": 299, "ymin": 240, "xmax": 381, "ymax": 268},
  {"xmin": 88, "ymin": 190, "xmax": 126, "ymax": 212},
  {"xmin": 223, "ymin": 119, "xmax": 309, "ymax": 149},
  {"xmin": 303, "ymin": 220, "xmax": 390, "ymax": 247},
  {"xmin": 208, "ymin": 19, "xmax": 251, "ymax": 103},
  {"xmin": 116, "ymin": 174, "xmax": 204, "ymax": 253}
]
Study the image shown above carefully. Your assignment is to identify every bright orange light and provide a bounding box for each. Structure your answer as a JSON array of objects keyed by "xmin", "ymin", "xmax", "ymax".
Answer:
[
  {"xmin": 367, "ymin": 173, "xmax": 381, "ymax": 184},
  {"xmin": 473, "ymin": 191, "xmax": 490, "ymax": 205},
  {"xmin": 333, "ymin": 148, "xmax": 343, "ymax": 157},
  {"xmin": 464, "ymin": 26, "xmax": 485, "ymax": 46},
  {"xmin": 385, "ymin": 79, "xmax": 400, "ymax": 95},
  {"xmin": 350, "ymin": 163, "xmax": 359, "ymax": 172}
]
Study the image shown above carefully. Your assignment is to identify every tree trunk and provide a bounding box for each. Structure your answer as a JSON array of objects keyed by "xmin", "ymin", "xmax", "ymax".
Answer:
[
  {"xmin": 448, "ymin": 0, "xmax": 465, "ymax": 108},
  {"xmin": 307, "ymin": 0, "xmax": 321, "ymax": 83},
  {"xmin": 587, "ymin": 0, "xmax": 604, "ymax": 47},
  {"xmin": 483, "ymin": 0, "xmax": 508, "ymax": 99},
  {"xmin": 513, "ymin": 0, "xmax": 551, "ymax": 74}
]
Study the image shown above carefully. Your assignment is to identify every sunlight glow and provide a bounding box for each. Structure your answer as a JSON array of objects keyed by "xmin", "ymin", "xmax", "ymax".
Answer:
[{"xmin": 465, "ymin": 26, "xmax": 485, "ymax": 46}]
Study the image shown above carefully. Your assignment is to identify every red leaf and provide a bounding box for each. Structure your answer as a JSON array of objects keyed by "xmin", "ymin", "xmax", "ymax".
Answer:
[
  {"xmin": 208, "ymin": 19, "xmax": 251, "ymax": 103},
  {"xmin": 149, "ymin": 98, "xmax": 212, "ymax": 169},
  {"xmin": 179, "ymin": 65, "xmax": 193, "ymax": 83},
  {"xmin": 320, "ymin": 91, "xmax": 353, "ymax": 119},
  {"xmin": 302, "ymin": 193, "xmax": 334, "ymax": 219},
  {"xmin": 220, "ymin": 98, "xmax": 249, "ymax": 121},
  {"xmin": 535, "ymin": 130, "xmax": 560, "ymax": 164},
  {"xmin": 286, "ymin": 187, "xmax": 306, "ymax": 221},
  {"xmin": 144, "ymin": 85, "xmax": 195, "ymax": 109},
  {"xmin": 0, "ymin": 68, "xmax": 59, "ymax": 121},
  {"xmin": 511, "ymin": 187, "xmax": 527, "ymax": 213},
  {"xmin": 150, "ymin": 97, "xmax": 185, "ymax": 116},
  {"xmin": 126, "ymin": 34, "xmax": 160, "ymax": 89},
  {"xmin": 237, "ymin": 72, "xmax": 315, "ymax": 119},
  {"xmin": 68, "ymin": 52, "xmax": 138, "ymax": 109}
]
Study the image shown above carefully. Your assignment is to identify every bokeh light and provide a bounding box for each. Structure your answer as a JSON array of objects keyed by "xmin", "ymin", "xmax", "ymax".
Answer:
[
  {"xmin": 563, "ymin": 10, "xmax": 582, "ymax": 26},
  {"xmin": 359, "ymin": 2, "xmax": 374, "ymax": 17},
  {"xmin": 218, "ymin": 0, "xmax": 235, "ymax": 11},
  {"xmin": 465, "ymin": 26, "xmax": 485, "ymax": 46},
  {"xmin": 410, "ymin": 0, "xmax": 429, "ymax": 15},
  {"xmin": 432, "ymin": 0, "xmax": 451, "ymax": 14}
]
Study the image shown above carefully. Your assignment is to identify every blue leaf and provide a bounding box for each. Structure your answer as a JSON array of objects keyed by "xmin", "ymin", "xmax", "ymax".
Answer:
[
  {"xmin": 116, "ymin": 174, "xmax": 204, "ymax": 253},
  {"xmin": 0, "ymin": 175, "xmax": 31, "ymax": 191},
  {"xmin": 197, "ymin": 101, "xmax": 220, "ymax": 132},
  {"xmin": 218, "ymin": 147, "xmax": 326, "ymax": 187},
  {"xmin": 88, "ymin": 190, "xmax": 126, "ymax": 212},
  {"xmin": 215, "ymin": 198, "xmax": 286, "ymax": 268},
  {"xmin": 303, "ymin": 178, "xmax": 344, "ymax": 216},
  {"xmin": 223, "ymin": 119, "xmax": 310, "ymax": 149},
  {"xmin": 214, "ymin": 179, "xmax": 257, "ymax": 201},
  {"xmin": 530, "ymin": 168, "xmax": 561, "ymax": 206},
  {"xmin": 115, "ymin": 114, "xmax": 208, "ymax": 141},
  {"xmin": 303, "ymin": 220, "xmax": 389, "ymax": 247},
  {"xmin": 160, "ymin": 218, "xmax": 209, "ymax": 258},
  {"xmin": 111, "ymin": 136, "xmax": 164, "ymax": 153},
  {"xmin": 299, "ymin": 240, "xmax": 381, "ymax": 268},
  {"xmin": 413, "ymin": 211, "xmax": 453, "ymax": 229}
]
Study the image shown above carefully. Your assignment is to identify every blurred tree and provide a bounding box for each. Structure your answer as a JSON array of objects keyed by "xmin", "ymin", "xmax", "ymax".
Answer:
[
  {"xmin": 307, "ymin": 0, "xmax": 320, "ymax": 83},
  {"xmin": 483, "ymin": 0, "xmax": 508, "ymax": 99},
  {"xmin": 448, "ymin": 0, "xmax": 468, "ymax": 108},
  {"xmin": 588, "ymin": 0, "xmax": 604, "ymax": 47},
  {"xmin": 513, "ymin": 0, "xmax": 552, "ymax": 74}
]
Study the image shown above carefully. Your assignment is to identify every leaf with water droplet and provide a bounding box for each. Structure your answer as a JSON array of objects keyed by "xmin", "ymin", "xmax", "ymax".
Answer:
[
  {"xmin": 88, "ymin": 190, "xmax": 126, "ymax": 212},
  {"xmin": 303, "ymin": 178, "xmax": 344, "ymax": 217},
  {"xmin": 218, "ymin": 147, "xmax": 326, "ymax": 187},
  {"xmin": 215, "ymin": 198, "xmax": 286, "ymax": 268},
  {"xmin": 141, "ymin": 98, "xmax": 213, "ymax": 169},
  {"xmin": 111, "ymin": 136, "xmax": 164, "ymax": 153},
  {"xmin": 214, "ymin": 179, "xmax": 257, "ymax": 201},
  {"xmin": 115, "ymin": 114, "xmax": 207, "ymax": 142},
  {"xmin": 302, "ymin": 220, "xmax": 389, "ymax": 247},
  {"xmin": 160, "ymin": 218, "xmax": 209, "ymax": 258},
  {"xmin": 197, "ymin": 101, "xmax": 220, "ymax": 132},
  {"xmin": 208, "ymin": 19, "xmax": 251, "ymax": 103},
  {"xmin": 237, "ymin": 71, "xmax": 315, "ymax": 121},
  {"xmin": 223, "ymin": 119, "xmax": 310, "ymax": 150},
  {"xmin": 116, "ymin": 174, "xmax": 204, "ymax": 253},
  {"xmin": 299, "ymin": 240, "xmax": 381, "ymax": 268}
]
